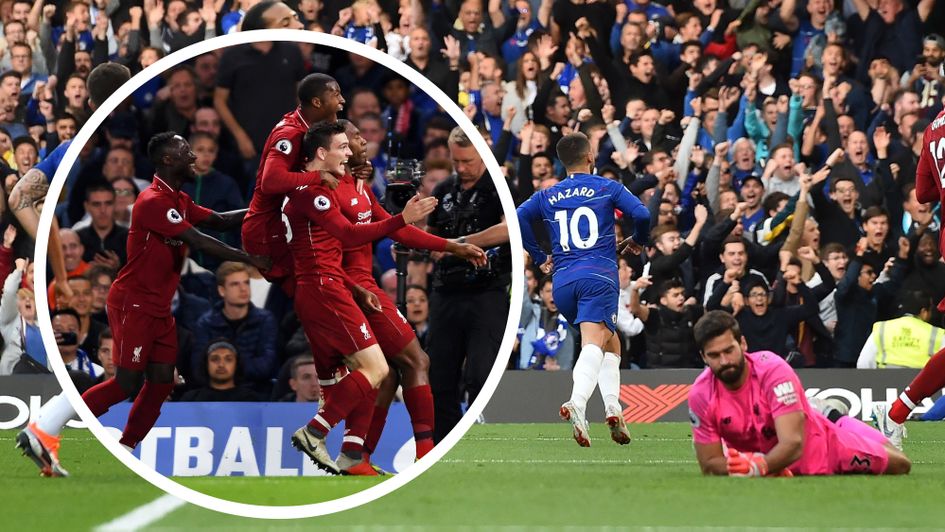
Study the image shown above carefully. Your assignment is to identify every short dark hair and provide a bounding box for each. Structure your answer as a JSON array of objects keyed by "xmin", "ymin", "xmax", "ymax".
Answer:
[
  {"xmin": 721, "ymin": 234, "xmax": 746, "ymax": 252},
  {"xmin": 829, "ymin": 174, "xmax": 856, "ymax": 192},
  {"xmin": 175, "ymin": 7, "xmax": 198, "ymax": 28},
  {"xmin": 13, "ymin": 135, "xmax": 36, "ymax": 152},
  {"xmin": 659, "ymin": 278, "xmax": 684, "ymax": 296},
  {"xmin": 693, "ymin": 310, "xmax": 742, "ymax": 350},
  {"xmin": 899, "ymin": 290, "xmax": 932, "ymax": 316},
  {"xmin": 99, "ymin": 327, "xmax": 112, "ymax": 343},
  {"xmin": 147, "ymin": 131, "xmax": 183, "ymax": 166},
  {"xmin": 240, "ymin": 0, "xmax": 278, "ymax": 31},
  {"xmin": 298, "ymin": 73, "xmax": 337, "ymax": 108},
  {"xmin": 556, "ymin": 132, "xmax": 591, "ymax": 169},
  {"xmin": 762, "ymin": 191, "xmax": 789, "ymax": 215},
  {"xmin": 50, "ymin": 307, "xmax": 81, "ymax": 324},
  {"xmin": 85, "ymin": 181, "xmax": 116, "ymax": 200},
  {"xmin": 86, "ymin": 62, "xmax": 131, "ymax": 108},
  {"xmin": 0, "ymin": 70, "xmax": 21, "ymax": 84},
  {"xmin": 628, "ymin": 49, "xmax": 653, "ymax": 67},
  {"xmin": 302, "ymin": 121, "xmax": 346, "ymax": 160},
  {"xmin": 862, "ymin": 205, "xmax": 889, "ymax": 224}
]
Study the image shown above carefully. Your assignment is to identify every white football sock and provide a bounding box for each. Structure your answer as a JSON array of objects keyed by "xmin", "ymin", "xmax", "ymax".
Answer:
[
  {"xmin": 36, "ymin": 394, "xmax": 77, "ymax": 437},
  {"xmin": 570, "ymin": 344, "xmax": 605, "ymax": 413},
  {"xmin": 598, "ymin": 351, "xmax": 622, "ymax": 412}
]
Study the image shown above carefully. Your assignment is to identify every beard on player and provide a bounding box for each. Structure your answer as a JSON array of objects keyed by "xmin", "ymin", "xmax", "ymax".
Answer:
[{"xmin": 713, "ymin": 349, "xmax": 747, "ymax": 385}]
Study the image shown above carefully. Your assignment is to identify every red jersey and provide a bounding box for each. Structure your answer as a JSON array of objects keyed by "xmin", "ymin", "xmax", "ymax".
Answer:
[
  {"xmin": 337, "ymin": 174, "xmax": 448, "ymax": 282},
  {"xmin": 916, "ymin": 109, "xmax": 945, "ymax": 310},
  {"xmin": 107, "ymin": 177, "xmax": 212, "ymax": 316},
  {"xmin": 284, "ymin": 181, "xmax": 407, "ymax": 283},
  {"xmin": 242, "ymin": 108, "xmax": 315, "ymax": 244}
]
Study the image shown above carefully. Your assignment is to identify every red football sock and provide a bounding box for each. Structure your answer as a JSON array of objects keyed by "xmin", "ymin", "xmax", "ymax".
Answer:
[
  {"xmin": 81, "ymin": 378, "xmax": 130, "ymax": 417},
  {"xmin": 890, "ymin": 346, "xmax": 945, "ymax": 423},
  {"xmin": 341, "ymin": 389, "xmax": 377, "ymax": 457},
  {"xmin": 403, "ymin": 384, "xmax": 435, "ymax": 459},
  {"xmin": 364, "ymin": 405, "xmax": 389, "ymax": 456},
  {"xmin": 119, "ymin": 381, "xmax": 174, "ymax": 448},
  {"xmin": 308, "ymin": 370, "xmax": 372, "ymax": 435}
]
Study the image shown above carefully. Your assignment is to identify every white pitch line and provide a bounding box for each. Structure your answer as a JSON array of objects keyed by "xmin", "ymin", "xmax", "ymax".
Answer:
[{"xmin": 94, "ymin": 494, "xmax": 186, "ymax": 531}]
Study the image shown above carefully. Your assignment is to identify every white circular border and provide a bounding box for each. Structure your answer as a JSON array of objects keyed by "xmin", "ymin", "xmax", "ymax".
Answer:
[{"xmin": 35, "ymin": 29, "xmax": 524, "ymax": 519}]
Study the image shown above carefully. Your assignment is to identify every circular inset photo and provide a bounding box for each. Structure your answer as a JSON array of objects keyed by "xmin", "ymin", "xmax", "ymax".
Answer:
[{"xmin": 24, "ymin": 28, "xmax": 521, "ymax": 517}]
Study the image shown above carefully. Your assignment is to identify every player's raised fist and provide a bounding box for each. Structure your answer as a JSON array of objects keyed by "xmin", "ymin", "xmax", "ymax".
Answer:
[{"xmin": 402, "ymin": 194, "xmax": 437, "ymax": 224}]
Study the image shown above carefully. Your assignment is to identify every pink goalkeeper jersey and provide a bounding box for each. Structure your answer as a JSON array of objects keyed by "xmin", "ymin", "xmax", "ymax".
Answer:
[{"xmin": 688, "ymin": 351, "xmax": 837, "ymax": 475}]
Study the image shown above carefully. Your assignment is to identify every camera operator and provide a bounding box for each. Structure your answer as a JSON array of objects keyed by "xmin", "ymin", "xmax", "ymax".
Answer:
[
  {"xmin": 52, "ymin": 308, "xmax": 100, "ymax": 393},
  {"xmin": 426, "ymin": 127, "xmax": 511, "ymax": 442}
]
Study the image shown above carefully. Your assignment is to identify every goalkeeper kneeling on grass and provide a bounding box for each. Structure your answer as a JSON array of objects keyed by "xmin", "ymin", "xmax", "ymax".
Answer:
[{"xmin": 687, "ymin": 310, "xmax": 911, "ymax": 477}]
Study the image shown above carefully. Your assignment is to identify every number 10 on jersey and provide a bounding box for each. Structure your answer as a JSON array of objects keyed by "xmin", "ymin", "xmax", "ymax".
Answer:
[{"xmin": 554, "ymin": 207, "xmax": 599, "ymax": 252}]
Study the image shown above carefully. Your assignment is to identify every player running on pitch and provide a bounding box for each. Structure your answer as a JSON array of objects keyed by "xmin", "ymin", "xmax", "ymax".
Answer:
[
  {"xmin": 874, "ymin": 93, "xmax": 945, "ymax": 447},
  {"xmin": 689, "ymin": 310, "xmax": 911, "ymax": 477},
  {"xmin": 516, "ymin": 132, "xmax": 651, "ymax": 447},
  {"xmin": 17, "ymin": 133, "xmax": 270, "ymax": 477},
  {"xmin": 283, "ymin": 121, "xmax": 437, "ymax": 474}
]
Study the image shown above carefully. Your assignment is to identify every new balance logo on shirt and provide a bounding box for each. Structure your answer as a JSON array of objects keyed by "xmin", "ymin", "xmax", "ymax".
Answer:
[{"xmin": 772, "ymin": 381, "xmax": 798, "ymax": 406}]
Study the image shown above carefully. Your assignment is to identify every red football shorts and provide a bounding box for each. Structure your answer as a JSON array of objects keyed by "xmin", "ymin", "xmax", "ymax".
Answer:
[
  {"xmin": 107, "ymin": 305, "xmax": 177, "ymax": 371},
  {"xmin": 242, "ymin": 213, "xmax": 294, "ymax": 282},
  {"xmin": 358, "ymin": 279, "xmax": 416, "ymax": 356},
  {"xmin": 295, "ymin": 275, "xmax": 378, "ymax": 373}
]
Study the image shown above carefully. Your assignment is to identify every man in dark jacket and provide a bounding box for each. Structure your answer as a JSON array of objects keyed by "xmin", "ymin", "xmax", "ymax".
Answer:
[
  {"xmin": 193, "ymin": 262, "xmax": 277, "ymax": 394},
  {"xmin": 631, "ymin": 278, "xmax": 703, "ymax": 368},
  {"xmin": 736, "ymin": 277, "xmax": 819, "ymax": 358},
  {"xmin": 834, "ymin": 238, "xmax": 908, "ymax": 367},
  {"xmin": 179, "ymin": 340, "xmax": 263, "ymax": 402}
]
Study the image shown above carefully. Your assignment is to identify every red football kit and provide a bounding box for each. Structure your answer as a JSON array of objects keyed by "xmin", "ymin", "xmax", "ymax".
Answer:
[
  {"xmin": 338, "ymin": 174, "xmax": 447, "ymax": 355},
  {"xmin": 106, "ymin": 176, "xmax": 212, "ymax": 371},
  {"xmin": 916, "ymin": 108, "xmax": 945, "ymax": 281},
  {"xmin": 283, "ymin": 180, "xmax": 407, "ymax": 374},
  {"xmin": 336, "ymin": 174, "xmax": 444, "ymax": 460},
  {"xmin": 242, "ymin": 108, "xmax": 315, "ymax": 283}
]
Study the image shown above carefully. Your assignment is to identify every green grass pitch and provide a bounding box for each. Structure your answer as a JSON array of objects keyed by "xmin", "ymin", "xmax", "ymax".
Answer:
[{"xmin": 3, "ymin": 422, "xmax": 944, "ymax": 529}]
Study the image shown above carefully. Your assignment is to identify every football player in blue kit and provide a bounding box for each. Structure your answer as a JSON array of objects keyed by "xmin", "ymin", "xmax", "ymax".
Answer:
[{"xmin": 516, "ymin": 132, "xmax": 650, "ymax": 447}]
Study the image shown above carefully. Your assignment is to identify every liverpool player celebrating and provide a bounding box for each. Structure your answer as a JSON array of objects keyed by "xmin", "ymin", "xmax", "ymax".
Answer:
[
  {"xmin": 17, "ymin": 133, "xmax": 269, "ymax": 476},
  {"xmin": 876, "ymin": 99, "xmax": 945, "ymax": 447},
  {"xmin": 331, "ymin": 120, "xmax": 485, "ymax": 470},
  {"xmin": 241, "ymin": 73, "xmax": 344, "ymax": 296},
  {"xmin": 689, "ymin": 311, "xmax": 911, "ymax": 477},
  {"xmin": 284, "ymin": 121, "xmax": 437, "ymax": 473}
]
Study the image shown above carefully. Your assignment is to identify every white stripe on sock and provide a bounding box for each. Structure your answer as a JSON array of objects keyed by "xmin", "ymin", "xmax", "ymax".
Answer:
[
  {"xmin": 899, "ymin": 391, "xmax": 917, "ymax": 410},
  {"xmin": 343, "ymin": 435, "xmax": 365, "ymax": 445},
  {"xmin": 312, "ymin": 414, "xmax": 331, "ymax": 432}
]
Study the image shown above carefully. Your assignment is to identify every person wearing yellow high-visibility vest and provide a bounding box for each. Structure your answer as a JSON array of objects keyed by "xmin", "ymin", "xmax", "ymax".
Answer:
[{"xmin": 857, "ymin": 291, "xmax": 945, "ymax": 369}]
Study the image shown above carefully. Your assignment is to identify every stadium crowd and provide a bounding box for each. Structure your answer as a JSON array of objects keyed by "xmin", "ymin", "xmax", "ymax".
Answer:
[{"xmin": 0, "ymin": 0, "xmax": 939, "ymax": 389}]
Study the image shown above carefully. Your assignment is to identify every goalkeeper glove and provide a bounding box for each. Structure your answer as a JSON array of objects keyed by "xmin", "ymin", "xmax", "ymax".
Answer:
[{"xmin": 726, "ymin": 448, "xmax": 768, "ymax": 477}]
